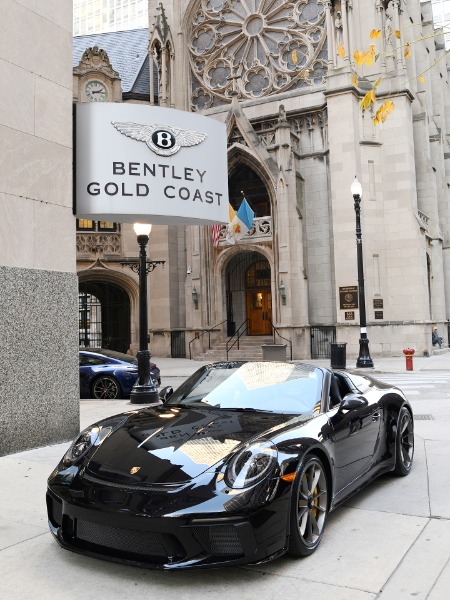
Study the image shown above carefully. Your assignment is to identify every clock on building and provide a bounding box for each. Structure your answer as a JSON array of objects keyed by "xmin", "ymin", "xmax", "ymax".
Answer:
[{"xmin": 84, "ymin": 80, "xmax": 108, "ymax": 102}]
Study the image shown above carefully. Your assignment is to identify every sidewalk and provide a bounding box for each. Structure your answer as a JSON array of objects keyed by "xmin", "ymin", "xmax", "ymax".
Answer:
[
  {"xmin": 1, "ymin": 353, "xmax": 449, "ymax": 599},
  {"xmin": 155, "ymin": 350, "xmax": 450, "ymax": 380}
]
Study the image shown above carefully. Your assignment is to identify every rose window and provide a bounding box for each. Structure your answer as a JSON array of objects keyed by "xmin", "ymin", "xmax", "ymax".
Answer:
[{"xmin": 189, "ymin": 0, "xmax": 327, "ymax": 108}]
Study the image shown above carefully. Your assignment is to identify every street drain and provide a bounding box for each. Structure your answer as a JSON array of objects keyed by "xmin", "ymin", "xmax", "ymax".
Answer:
[{"xmin": 414, "ymin": 414, "xmax": 434, "ymax": 420}]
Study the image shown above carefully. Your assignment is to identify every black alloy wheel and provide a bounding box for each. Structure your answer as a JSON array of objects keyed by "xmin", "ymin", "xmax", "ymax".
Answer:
[
  {"xmin": 288, "ymin": 456, "xmax": 329, "ymax": 557},
  {"xmin": 92, "ymin": 376, "xmax": 121, "ymax": 400},
  {"xmin": 394, "ymin": 407, "xmax": 414, "ymax": 476}
]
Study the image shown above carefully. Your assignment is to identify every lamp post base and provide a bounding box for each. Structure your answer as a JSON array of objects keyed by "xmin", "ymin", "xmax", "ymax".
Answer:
[
  {"xmin": 129, "ymin": 381, "xmax": 161, "ymax": 404},
  {"xmin": 356, "ymin": 337, "xmax": 374, "ymax": 368},
  {"xmin": 129, "ymin": 350, "xmax": 161, "ymax": 404}
]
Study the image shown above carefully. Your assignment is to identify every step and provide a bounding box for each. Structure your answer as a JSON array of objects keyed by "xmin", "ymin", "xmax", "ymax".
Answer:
[{"xmin": 191, "ymin": 336, "xmax": 286, "ymax": 362}]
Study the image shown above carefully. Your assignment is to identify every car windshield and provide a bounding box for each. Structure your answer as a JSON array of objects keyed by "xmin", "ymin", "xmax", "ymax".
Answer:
[{"xmin": 167, "ymin": 362, "xmax": 323, "ymax": 414}]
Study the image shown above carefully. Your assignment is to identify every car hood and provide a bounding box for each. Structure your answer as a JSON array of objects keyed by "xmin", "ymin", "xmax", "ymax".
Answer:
[{"xmin": 86, "ymin": 405, "xmax": 309, "ymax": 485}]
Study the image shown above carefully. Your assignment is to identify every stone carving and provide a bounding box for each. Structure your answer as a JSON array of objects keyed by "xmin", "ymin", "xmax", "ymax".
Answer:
[
  {"xmin": 218, "ymin": 216, "xmax": 273, "ymax": 244},
  {"xmin": 73, "ymin": 46, "xmax": 120, "ymax": 79},
  {"xmin": 76, "ymin": 234, "xmax": 122, "ymax": 255},
  {"xmin": 189, "ymin": 0, "xmax": 328, "ymax": 108}
]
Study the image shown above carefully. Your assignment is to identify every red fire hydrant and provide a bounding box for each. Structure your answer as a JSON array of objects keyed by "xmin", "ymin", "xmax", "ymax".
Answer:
[{"xmin": 403, "ymin": 348, "xmax": 415, "ymax": 371}]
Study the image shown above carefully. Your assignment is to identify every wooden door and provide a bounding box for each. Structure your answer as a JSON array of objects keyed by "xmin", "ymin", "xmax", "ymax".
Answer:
[{"xmin": 246, "ymin": 289, "xmax": 272, "ymax": 335}]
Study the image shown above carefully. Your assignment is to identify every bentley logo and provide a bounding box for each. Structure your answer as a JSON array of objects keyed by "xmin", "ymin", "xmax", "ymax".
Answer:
[
  {"xmin": 111, "ymin": 122, "xmax": 207, "ymax": 156},
  {"xmin": 130, "ymin": 466, "xmax": 141, "ymax": 475}
]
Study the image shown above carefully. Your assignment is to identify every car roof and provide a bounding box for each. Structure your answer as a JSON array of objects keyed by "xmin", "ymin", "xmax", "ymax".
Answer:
[{"xmin": 80, "ymin": 348, "xmax": 138, "ymax": 364}]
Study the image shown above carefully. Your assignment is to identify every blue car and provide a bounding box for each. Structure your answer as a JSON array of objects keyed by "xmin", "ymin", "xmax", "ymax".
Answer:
[{"xmin": 79, "ymin": 348, "xmax": 161, "ymax": 399}]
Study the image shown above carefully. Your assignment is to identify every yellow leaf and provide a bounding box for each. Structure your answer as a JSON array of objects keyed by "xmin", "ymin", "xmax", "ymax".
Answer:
[
  {"xmin": 354, "ymin": 50, "xmax": 365, "ymax": 67},
  {"xmin": 395, "ymin": 29, "xmax": 401, "ymax": 39},
  {"xmin": 373, "ymin": 99, "xmax": 395, "ymax": 125},
  {"xmin": 373, "ymin": 77, "xmax": 382, "ymax": 88},
  {"xmin": 292, "ymin": 49, "xmax": 298, "ymax": 64},
  {"xmin": 419, "ymin": 75, "xmax": 425, "ymax": 84},
  {"xmin": 360, "ymin": 89, "xmax": 376, "ymax": 111},
  {"xmin": 404, "ymin": 43, "xmax": 412, "ymax": 60},
  {"xmin": 370, "ymin": 29, "xmax": 382, "ymax": 40},
  {"xmin": 364, "ymin": 45, "xmax": 376, "ymax": 67},
  {"xmin": 351, "ymin": 73, "xmax": 359, "ymax": 87},
  {"xmin": 338, "ymin": 44, "xmax": 345, "ymax": 59}
]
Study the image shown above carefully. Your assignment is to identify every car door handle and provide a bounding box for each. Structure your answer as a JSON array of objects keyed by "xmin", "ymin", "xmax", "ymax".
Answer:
[{"xmin": 372, "ymin": 412, "xmax": 380, "ymax": 421}]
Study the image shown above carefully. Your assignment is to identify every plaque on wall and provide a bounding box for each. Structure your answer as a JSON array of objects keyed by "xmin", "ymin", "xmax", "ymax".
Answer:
[
  {"xmin": 339, "ymin": 286, "xmax": 358, "ymax": 309},
  {"xmin": 345, "ymin": 311, "xmax": 355, "ymax": 321},
  {"xmin": 375, "ymin": 311, "xmax": 383, "ymax": 319},
  {"xmin": 373, "ymin": 299, "xmax": 384, "ymax": 309}
]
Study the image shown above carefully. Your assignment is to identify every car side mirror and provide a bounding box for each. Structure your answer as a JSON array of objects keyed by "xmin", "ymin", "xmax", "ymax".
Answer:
[
  {"xmin": 339, "ymin": 394, "xmax": 368, "ymax": 411},
  {"xmin": 159, "ymin": 386, "xmax": 173, "ymax": 402}
]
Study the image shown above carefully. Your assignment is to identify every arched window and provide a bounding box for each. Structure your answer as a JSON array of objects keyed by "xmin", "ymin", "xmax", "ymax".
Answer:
[{"xmin": 228, "ymin": 164, "xmax": 271, "ymax": 217}]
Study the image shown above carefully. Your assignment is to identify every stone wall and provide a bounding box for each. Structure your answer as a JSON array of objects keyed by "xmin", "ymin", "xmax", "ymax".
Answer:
[{"xmin": 0, "ymin": 1, "xmax": 78, "ymax": 455}]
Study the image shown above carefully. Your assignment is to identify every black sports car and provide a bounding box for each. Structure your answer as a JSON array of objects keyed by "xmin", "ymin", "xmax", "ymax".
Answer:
[{"xmin": 47, "ymin": 361, "xmax": 414, "ymax": 570}]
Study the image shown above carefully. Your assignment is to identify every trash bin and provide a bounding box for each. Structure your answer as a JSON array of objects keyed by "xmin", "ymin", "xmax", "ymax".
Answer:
[
  {"xmin": 261, "ymin": 344, "xmax": 287, "ymax": 361},
  {"xmin": 330, "ymin": 342, "xmax": 347, "ymax": 369}
]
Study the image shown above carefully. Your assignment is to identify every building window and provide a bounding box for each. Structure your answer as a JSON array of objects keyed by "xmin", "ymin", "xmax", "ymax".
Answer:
[{"xmin": 76, "ymin": 219, "xmax": 117, "ymax": 232}]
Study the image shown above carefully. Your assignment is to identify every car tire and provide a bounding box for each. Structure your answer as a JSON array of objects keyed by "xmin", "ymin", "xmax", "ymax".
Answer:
[
  {"xmin": 288, "ymin": 456, "xmax": 329, "ymax": 557},
  {"xmin": 92, "ymin": 376, "xmax": 121, "ymax": 400},
  {"xmin": 393, "ymin": 406, "xmax": 414, "ymax": 476}
]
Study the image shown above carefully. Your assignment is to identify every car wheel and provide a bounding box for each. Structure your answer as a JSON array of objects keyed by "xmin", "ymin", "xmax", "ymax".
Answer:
[
  {"xmin": 92, "ymin": 376, "xmax": 121, "ymax": 400},
  {"xmin": 288, "ymin": 456, "xmax": 329, "ymax": 557},
  {"xmin": 393, "ymin": 407, "xmax": 414, "ymax": 476}
]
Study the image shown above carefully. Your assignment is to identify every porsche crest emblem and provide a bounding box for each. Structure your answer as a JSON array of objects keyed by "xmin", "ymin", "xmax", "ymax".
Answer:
[{"xmin": 130, "ymin": 466, "xmax": 141, "ymax": 475}]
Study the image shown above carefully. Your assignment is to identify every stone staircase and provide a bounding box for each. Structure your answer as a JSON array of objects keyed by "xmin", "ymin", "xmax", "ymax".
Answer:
[
  {"xmin": 431, "ymin": 346, "xmax": 450, "ymax": 355},
  {"xmin": 193, "ymin": 335, "xmax": 275, "ymax": 362}
]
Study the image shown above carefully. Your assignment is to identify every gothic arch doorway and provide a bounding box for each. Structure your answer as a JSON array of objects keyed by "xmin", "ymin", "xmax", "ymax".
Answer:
[
  {"xmin": 225, "ymin": 252, "xmax": 272, "ymax": 336},
  {"xmin": 79, "ymin": 281, "xmax": 131, "ymax": 353}
]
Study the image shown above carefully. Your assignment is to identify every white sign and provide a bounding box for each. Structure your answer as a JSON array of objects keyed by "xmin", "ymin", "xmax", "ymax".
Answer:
[{"xmin": 75, "ymin": 103, "xmax": 229, "ymax": 225}]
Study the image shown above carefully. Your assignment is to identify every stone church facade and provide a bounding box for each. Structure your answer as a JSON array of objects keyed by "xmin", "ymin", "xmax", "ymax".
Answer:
[{"xmin": 73, "ymin": 0, "xmax": 450, "ymax": 361}]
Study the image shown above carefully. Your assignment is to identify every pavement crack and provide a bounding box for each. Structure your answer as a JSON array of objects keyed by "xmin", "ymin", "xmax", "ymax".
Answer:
[{"xmin": 0, "ymin": 530, "xmax": 50, "ymax": 552}]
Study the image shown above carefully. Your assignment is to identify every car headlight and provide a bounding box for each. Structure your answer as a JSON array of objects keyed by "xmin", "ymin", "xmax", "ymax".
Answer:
[
  {"xmin": 225, "ymin": 440, "xmax": 278, "ymax": 489},
  {"xmin": 62, "ymin": 424, "xmax": 111, "ymax": 466}
]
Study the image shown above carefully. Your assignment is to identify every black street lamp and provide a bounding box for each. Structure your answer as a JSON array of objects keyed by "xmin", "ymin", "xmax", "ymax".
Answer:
[
  {"xmin": 122, "ymin": 223, "xmax": 165, "ymax": 404},
  {"xmin": 351, "ymin": 177, "xmax": 374, "ymax": 368}
]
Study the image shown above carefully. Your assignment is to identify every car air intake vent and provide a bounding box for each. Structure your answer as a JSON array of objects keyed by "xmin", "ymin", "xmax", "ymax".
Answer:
[
  {"xmin": 76, "ymin": 520, "xmax": 167, "ymax": 558},
  {"xmin": 193, "ymin": 525, "xmax": 244, "ymax": 556},
  {"xmin": 46, "ymin": 493, "xmax": 62, "ymax": 528}
]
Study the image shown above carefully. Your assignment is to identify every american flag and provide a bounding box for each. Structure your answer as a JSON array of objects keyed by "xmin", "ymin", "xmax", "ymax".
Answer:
[{"xmin": 211, "ymin": 224, "xmax": 221, "ymax": 247}]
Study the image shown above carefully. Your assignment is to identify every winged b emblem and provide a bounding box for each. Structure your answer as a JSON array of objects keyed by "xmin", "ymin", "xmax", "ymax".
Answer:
[{"xmin": 111, "ymin": 122, "xmax": 207, "ymax": 156}]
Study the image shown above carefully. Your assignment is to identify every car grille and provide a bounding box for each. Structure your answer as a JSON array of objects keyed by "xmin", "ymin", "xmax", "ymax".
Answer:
[
  {"xmin": 82, "ymin": 471, "xmax": 185, "ymax": 492},
  {"xmin": 193, "ymin": 525, "xmax": 244, "ymax": 557},
  {"xmin": 75, "ymin": 520, "xmax": 167, "ymax": 559}
]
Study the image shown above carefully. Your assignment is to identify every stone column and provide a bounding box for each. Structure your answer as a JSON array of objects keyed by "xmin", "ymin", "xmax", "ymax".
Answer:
[{"xmin": 325, "ymin": 1, "xmax": 334, "ymax": 70}]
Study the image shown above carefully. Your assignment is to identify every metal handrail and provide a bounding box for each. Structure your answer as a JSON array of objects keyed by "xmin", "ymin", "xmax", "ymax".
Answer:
[
  {"xmin": 226, "ymin": 319, "xmax": 250, "ymax": 360},
  {"xmin": 188, "ymin": 319, "xmax": 227, "ymax": 360},
  {"xmin": 269, "ymin": 319, "xmax": 293, "ymax": 361}
]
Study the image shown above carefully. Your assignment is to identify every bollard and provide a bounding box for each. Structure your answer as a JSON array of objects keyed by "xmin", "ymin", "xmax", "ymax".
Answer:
[{"xmin": 403, "ymin": 348, "xmax": 415, "ymax": 371}]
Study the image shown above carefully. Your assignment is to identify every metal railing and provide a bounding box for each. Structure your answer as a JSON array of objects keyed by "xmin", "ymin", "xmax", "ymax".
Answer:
[
  {"xmin": 226, "ymin": 319, "xmax": 250, "ymax": 361},
  {"xmin": 269, "ymin": 319, "xmax": 293, "ymax": 361},
  {"xmin": 310, "ymin": 326, "xmax": 336, "ymax": 359},
  {"xmin": 188, "ymin": 320, "xmax": 227, "ymax": 360}
]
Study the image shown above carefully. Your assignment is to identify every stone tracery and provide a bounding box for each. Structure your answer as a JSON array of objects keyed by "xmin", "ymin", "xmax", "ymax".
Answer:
[{"xmin": 189, "ymin": 0, "xmax": 328, "ymax": 109}]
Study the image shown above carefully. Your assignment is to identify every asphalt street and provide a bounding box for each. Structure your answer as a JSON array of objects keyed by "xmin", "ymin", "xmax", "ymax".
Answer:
[{"xmin": 1, "ymin": 354, "xmax": 449, "ymax": 600}]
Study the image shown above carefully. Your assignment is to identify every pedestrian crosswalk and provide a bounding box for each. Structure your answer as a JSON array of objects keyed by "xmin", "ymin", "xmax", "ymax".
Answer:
[{"xmin": 376, "ymin": 373, "xmax": 450, "ymax": 396}]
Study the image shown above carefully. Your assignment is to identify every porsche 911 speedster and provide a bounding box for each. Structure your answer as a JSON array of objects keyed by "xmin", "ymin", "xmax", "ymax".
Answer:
[{"xmin": 47, "ymin": 361, "xmax": 414, "ymax": 570}]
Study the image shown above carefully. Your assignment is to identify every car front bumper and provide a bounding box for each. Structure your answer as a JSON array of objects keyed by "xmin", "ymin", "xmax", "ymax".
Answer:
[{"xmin": 46, "ymin": 475, "xmax": 290, "ymax": 570}]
